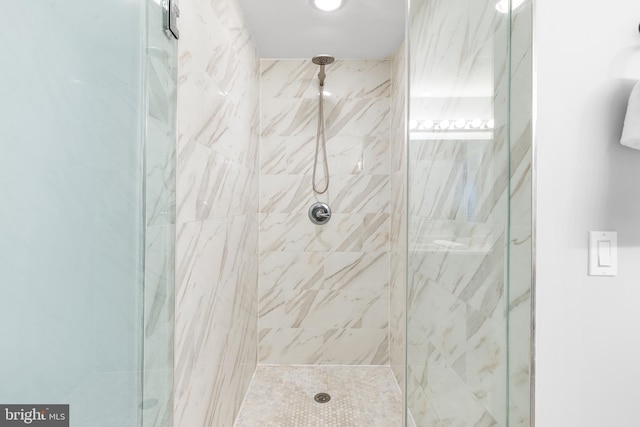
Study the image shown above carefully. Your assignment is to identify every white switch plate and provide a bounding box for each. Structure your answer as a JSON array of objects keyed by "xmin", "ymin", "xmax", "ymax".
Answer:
[{"xmin": 588, "ymin": 231, "xmax": 617, "ymax": 276}]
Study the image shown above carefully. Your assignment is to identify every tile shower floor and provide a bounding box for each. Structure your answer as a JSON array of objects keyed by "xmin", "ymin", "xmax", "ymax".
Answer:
[{"xmin": 234, "ymin": 365, "xmax": 403, "ymax": 427}]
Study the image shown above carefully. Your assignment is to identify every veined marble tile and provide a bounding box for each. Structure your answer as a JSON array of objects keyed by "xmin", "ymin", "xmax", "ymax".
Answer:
[
  {"xmin": 259, "ymin": 251, "xmax": 325, "ymax": 291},
  {"xmin": 208, "ymin": 92, "xmax": 260, "ymax": 167},
  {"xmin": 179, "ymin": 20, "xmax": 259, "ymax": 166},
  {"xmin": 410, "ymin": 283, "xmax": 468, "ymax": 364},
  {"xmin": 274, "ymin": 134, "xmax": 390, "ymax": 177},
  {"xmin": 465, "ymin": 312, "xmax": 506, "ymax": 421},
  {"xmin": 259, "ymin": 174, "xmax": 308, "ymax": 213},
  {"xmin": 258, "ymin": 327, "xmax": 391, "ymax": 365},
  {"xmin": 177, "ymin": 138, "xmax": 255, "ymax": 222},
  {"xmin": 423, "ymin": 346, "xmax": 501, "ymax": 427},
  {"xmin": 177, "ymin": 48, "xmax": 229, "ymax": 146},
  {"xmin": 259, "ymin": 289, "xmax": 387, "ymax": 330},
  {"xmin": 258, "ymin": 328, "xmax": 324, "ymax": 364},
  {"xmin": 146, "ymin": 115, "xmax": 176, "ymax": 228},
  {"xmin": 390, "ymin": 172, "xmax": 406, "ymax": 252},
  {"xmin": 290, "ymin": 212, "xmax": 365, "ymax": 252},
  {"xmin": 331, "ymin": 174, "xmax": 390, "ymax": 214},
  {"xmin": 179, "ymin": 1, "xmax": 232, "ymax": 88},
  {"xmin": 258, "ymin": 213, "xmax": 289, "ymax": 253},
  {"xmin": 287, "ymin": 135, "xmax": 359, "ymax": 176},
  {"xmin": 323, "ymin": 251, "xmax": 389, "ymax": 291},
  {"xmin": 210, "ymin": 0, "xmax": 256, "ymax": 56},
  {"xmin": 410, "ymin": 139, "xmax": 460, "ymax": 163},
  {"xmin": 284, "ymin": 135, "xmax": 319, "ymax": 175},
  {"xmin": 410, "ymin": 0, "xmax": 501, "ymax": 100},
  {"xmin": 144, "ymin": 225, "xmax": 174, "ymax": 371},
  {"xmin": 407, "ymin": 367, "xmax": 445, "ymax": 427},
  {"xmin": 389, "ymin": 252, "xmax": 406, "ymax": 383},
  {"xmin": 258, "ymin": 327, "xmax": 389, "ymax": 365},
  {"xmin": 408, "ymin": 148, "xmax": 488, "ymax": 220},
  {"xmin": 176, "ymin": 216, "xmax": 257, "ymax": 355},
  {"xmin": 390, "ymin": 39, "xmax": 407, "ymax": 396},
  {"xmin": 321, "ymin": 329, "xmax": 389, "ymax": 365},
  {"xmin": 262, "ymin": 97, "xmax": 390, "ymax": 139},
  {"xmin": 258, "ymin": 59, "xmax": 391, "ymax": 367},
  {"xmin": 362, "ymin": 136, "xmax": 391, "ymax": 175},
  {"xmin": 261, "ymin": 98, "xmax": 317, "ymax": 137},
  {"xmin": 362, "ymin": 213, "xmax": 390, "ymax": 251},
  {"xmin": 390, "ymin": 40, "xmax": 406, "ymax": 173},
  {"xmin": 175, "ymin": 219, "xmax": 241, "ymax": 425},
  {"xmin": 176, "ymin": 219, "xmax": 225, "ymax": 303},
  {"xmin": 261, "ymin": 59, "xmax": 391, "ymax": 99},
  {"xmin": 260, "ymin": 59, "xmax": 316, "ymax": 99},
  {"xmin": 259, "ymin": 213, "xmax": 364, "ymax": 253},
  {"xmin": 259, "ymin": 135, "xmax": 288, "ymax": 174},
  {"xmin": 174, "ymin": 139, "xmax": 205, "ymax": 223},
  {"xmin": 454, "ymin": 234, "xmax": 506, "ymax": 321},
  {"xmin": 175, "ymin": 216, "xmax": 258, "ymax": 426},
  {"xmin": 325, "ymin": 98, "xmax": 391, "ymax": 138},
  {"xmin": 175, "ymin": 0, "xmax": 259, "ymax": 425},
  {"xmin": 322, "ymin": 60, "xmax": 391, "ymax": 99}
]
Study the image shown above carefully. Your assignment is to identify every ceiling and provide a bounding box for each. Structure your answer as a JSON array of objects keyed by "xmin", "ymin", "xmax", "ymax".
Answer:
[{"xmin": 237, "ymin": 0, "xmax": 406, "ymax": 59}]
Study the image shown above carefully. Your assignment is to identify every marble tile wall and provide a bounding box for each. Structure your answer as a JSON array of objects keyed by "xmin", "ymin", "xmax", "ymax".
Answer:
[
  {"xmin": 258, "ymin": 59, "xmax": 391, "ymax": 365},
  {"xmin": 390, "ymin": 41, "xmax": 408, "ymax": 393},
  {"xmin": 406, "ymin": 0, "xmax": 532, "ymax": 425},
  {"xmin": 174, "ymin": 0, "xmax": 260, "ymax": 426}
]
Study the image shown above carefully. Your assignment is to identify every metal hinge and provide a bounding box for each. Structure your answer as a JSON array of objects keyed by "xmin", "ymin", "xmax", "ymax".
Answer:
[{"xmin": 163, "ymin": 0, "xmax": 179, "ymax": 40}]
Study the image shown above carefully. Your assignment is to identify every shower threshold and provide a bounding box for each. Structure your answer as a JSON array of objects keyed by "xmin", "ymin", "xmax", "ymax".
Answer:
[{"xmin": 234, "ymin": 365, "xmax": 403, "ymax": 426}]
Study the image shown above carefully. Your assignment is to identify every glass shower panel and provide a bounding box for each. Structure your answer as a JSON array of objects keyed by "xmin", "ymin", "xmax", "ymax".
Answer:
[
  {"xmin": 0, "ymin": 2, "xmax": 176, "ymax": 426},
  {"xmin": 507, "ymin": 1, "xmax": 533, "ymax": 425},
  {"xmin": 406, "ymin": 0, "xmax": 531, "ymax": 425},
  {"xmin": 142, "ymin": 0, "xmax": 178, "ymax": 425}
]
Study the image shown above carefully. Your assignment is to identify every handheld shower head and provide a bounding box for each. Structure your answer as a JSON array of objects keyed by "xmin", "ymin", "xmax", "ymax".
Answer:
[
  {"xmin": 312, "ymin": 55, "xmax": 335, "ymax": 66},
  {"xmin": 312, "ymin": 54, "xmax": 335, "ymax": 86}
]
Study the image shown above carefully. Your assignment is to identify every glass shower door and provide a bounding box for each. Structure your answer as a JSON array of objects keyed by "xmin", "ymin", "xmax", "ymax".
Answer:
[
  {"xmin": 406, "ymin": 0, "xmax": 532, "ymax": 425},
  {"xmin": 0, "ymin": 1, "xmax": 176, "ymax": 426}
]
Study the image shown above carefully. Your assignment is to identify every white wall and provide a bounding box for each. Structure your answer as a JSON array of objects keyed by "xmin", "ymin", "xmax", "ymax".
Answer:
[{"xmin": 535, "ymin": 1, "xmax": 640, "ymax": 426}]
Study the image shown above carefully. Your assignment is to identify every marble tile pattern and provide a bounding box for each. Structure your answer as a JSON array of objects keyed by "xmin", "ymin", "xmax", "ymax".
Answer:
[
  {"xmin": 234, "ymin": 365, "xmax": 403, "ymax": 426},
  {"xmin": 259, "ymin": 59, "xmax": 391, "ymax": 365},
  {"xmin": 406, "ymin": 0, "xmax": 532, "ymax": 426},
  {"xmin": 389, "ymin": 41, "xmax": 408, "ymax": 398},
  {"xmin": 174, "ymin": 0, "xmax": 260, "ymax": 426}
]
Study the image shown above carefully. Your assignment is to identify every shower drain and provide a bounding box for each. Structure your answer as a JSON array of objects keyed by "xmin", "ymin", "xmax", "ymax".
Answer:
[{"xmin": 314, "ymin": 392, "xmax": 331, "ymax": 403}]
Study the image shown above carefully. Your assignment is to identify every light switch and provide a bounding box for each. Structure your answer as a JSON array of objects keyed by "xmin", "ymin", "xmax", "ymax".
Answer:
[
  {"xmin": 597, "ymin": 240, "xmax": 612, "ymax": 267},
  {"xmin": 589, "ymin": 231, "xmax": 617, "ymax": 276}
]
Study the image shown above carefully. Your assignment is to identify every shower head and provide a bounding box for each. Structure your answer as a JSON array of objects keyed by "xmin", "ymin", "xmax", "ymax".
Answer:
[
  {"xmin": 312, "ymin": 55, "xmax": 335, "ymax": 86},
  {"xmin": 312, "ymin": 55, "xmax": 335, "ymax": 66}
]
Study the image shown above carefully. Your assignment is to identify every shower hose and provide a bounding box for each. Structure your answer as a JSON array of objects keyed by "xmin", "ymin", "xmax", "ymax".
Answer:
[{"xmin": 313, "ymin": 84, "xmax": 330, "ymax": 194}]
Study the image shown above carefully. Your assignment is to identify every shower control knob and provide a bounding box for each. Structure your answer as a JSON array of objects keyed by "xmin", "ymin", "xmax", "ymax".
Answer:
[{"xmin": 308, "ymin": 202, "xmax": 332, "ymax": 225}]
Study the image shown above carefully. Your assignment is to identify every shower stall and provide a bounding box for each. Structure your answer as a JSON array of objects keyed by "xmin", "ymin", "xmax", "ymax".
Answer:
[
  {"xmin": 0, "ymin": 0, "xmax": 532, "ymax": 425},
  {"xmin": 0, "ymin": 1, "xmax": 176, "ymax": 426}
]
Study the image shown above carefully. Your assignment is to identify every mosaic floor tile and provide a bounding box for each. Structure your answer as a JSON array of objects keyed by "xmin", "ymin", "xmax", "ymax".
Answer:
[{"xmin": 235, "ymin": 365, "xmax": 403, "ymax": 427}]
